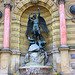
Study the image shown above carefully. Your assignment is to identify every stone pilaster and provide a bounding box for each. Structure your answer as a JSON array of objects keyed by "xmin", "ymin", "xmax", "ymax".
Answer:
[
  {"xmin": 47, "ymin": 48, "xmax": 61, "ymax": 74},
  {"xmin": 10, "ymin": 50, "xmax": 20, "ymax": 75},
  {"xmin": 51, "ymin": 48, "xmax": 61, "ymax": 74},
  {"xmin": 59, "ymin": 47, "xmax": 71, "ymax": 75},
  {"xmin": 58, "ymin": 1, "xmax": 70, "ymax": 74},
  {"xmin": 0, "ymin": 2, "xmax": 12, "ymax": 75}
]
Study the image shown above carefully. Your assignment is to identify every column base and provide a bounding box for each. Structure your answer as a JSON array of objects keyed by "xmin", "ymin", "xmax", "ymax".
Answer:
[
  {"xmin": 60, "ymin": 45, "xmax": 69, "ymax": 48},
  {"xmin": 59, "ymin": 45, "xmax": 69, "ymax": 51},
  {"xmin": 2, "ymin": 47, "xmax": 10, "ymax": 50}
]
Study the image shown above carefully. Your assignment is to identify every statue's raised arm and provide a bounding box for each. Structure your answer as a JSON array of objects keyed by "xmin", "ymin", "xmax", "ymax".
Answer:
[
  {"xmin": 38, "ymin": 7, "xmax": 40, "ymax": 17},
  {"xmin": 28, "ymin": 13, "xmax": 31, "ymax": 20},
  {"xmin": 26, "ymin": 7, "xmax": 49, "ymax": 38}
]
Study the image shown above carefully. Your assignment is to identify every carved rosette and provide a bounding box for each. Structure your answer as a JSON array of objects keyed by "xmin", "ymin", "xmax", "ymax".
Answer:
[{"xmin": 65, "ymin": 2, "xmax": 75, "ymax": 21}]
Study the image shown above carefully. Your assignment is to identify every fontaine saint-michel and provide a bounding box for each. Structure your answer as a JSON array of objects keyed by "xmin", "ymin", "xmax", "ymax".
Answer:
[
  {"xmin": 19, "ymin": 8, "xmax": 52, "ymax": 75},
  {"xmin": 0, "ymin": 0, "xmax": 74, "ymax": 75}
]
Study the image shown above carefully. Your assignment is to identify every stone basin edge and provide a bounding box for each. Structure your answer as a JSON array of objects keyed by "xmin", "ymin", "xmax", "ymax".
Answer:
[{"xmin": 19, "ymin": 66, "xmax": 52, "ymax": 69}]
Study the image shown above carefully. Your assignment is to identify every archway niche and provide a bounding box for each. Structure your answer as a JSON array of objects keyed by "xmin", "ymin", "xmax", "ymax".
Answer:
[
  {"xmin": 20, "ymin": 5, "xmax": 52, "ymax": 53},
  {"xmin": 11, "ymin": 1, "xmax": 58, "ymax": 54}
]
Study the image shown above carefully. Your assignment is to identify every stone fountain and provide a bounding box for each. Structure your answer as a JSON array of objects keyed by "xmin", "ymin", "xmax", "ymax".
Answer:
[{"xmin": 19, "ymin": 8, "xmax": 52, "ymax": 75}]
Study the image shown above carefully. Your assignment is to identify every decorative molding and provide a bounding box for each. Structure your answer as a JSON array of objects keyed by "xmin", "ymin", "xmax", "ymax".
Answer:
[
  {"xmin": 2, "ymin": 47, "xmax": 10, "ymax": 50},
  {"xmin": 59, "ymin": 47, "xmax": 69, "ymax": 51},
  {"xmin": 60, "ymin": 45, "xmax": 69, "ymax": 48},
  {"xmin": 11, "ymin": 50, "xmax": 21, "ymax": 55},
  {"xmin": 70, "ymin": 49, "xmax": 75, "ymax": 51},
  {"xmin": 47, "ymin": 48, "xmax": 59, "ymax": 55},
  {"xmin": 0, "ymin": 50, "xmax": 12, "ymax": 54},
  {"xmin": 31, "ymin": 0, "xmax": 39, "ymax": 3}
]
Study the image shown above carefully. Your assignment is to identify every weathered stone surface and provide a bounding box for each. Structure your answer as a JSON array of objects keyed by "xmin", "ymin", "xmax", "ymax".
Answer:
[
  {"xmin": 60, "ymin": 51, "xmax": 70, "ymax": 72},
  {"xmin": 11, "ymin": 54, "xmax": 20, "ymax": 74},
  {"xmin": 19, "ymin": 66, "xmax": 52, "ymax": 75},
  {"xmin": 28, "ymin": 44, "xmax": 40, "ymax": 52},
  {"xmin": 25, "ymin": 52, "xmax": 44, "ymax": 66},
  {"xmin": 31, "ymin": 0, "xmax": 39, "ymax": 3},
  {"xmin": 0, "ymin": 52, "xmax": 11, "ymax": 74}
]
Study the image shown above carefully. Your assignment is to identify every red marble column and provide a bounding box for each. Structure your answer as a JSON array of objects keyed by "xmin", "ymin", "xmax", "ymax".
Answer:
[
  {"xmin": 3, "ymin": 2, "xmax": 12, "ymax": 50},
  {"xmin": 59, "ymin": 0, "xmax": 67, "ymax": 47}
]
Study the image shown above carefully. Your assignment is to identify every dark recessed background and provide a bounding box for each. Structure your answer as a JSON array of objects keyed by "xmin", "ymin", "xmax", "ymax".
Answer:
[
  {"xmin": 70, "ymin": 5, "xmax": 75, "ymax": 15},
  {"xmin": 0, "ymin": 11, "xmax": 2, "ymax": 18}
]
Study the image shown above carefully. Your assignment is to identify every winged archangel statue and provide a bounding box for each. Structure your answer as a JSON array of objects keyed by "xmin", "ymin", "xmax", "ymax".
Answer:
[
  {"xmin": 26, "ymin": 8, "xmax": 49, "ymax": 50},
  {"xmin": 23, "ymin": 8, "xmax": 49, "ymax": 66}
]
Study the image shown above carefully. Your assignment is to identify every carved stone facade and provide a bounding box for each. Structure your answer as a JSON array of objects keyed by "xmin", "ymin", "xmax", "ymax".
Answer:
[{"xmin": 0, "ymin": 0, "xmax": 75, "ymax": 75}]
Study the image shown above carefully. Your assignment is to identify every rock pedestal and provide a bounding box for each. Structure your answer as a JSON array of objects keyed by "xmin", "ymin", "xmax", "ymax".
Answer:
[{"xmin": 25, "ymin": 52, "xmax": 44, "ymax": 66}]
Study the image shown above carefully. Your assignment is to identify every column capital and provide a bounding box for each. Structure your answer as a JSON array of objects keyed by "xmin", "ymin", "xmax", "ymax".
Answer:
[
  {"xmin": 58, "ymin": 0, "xmax": 65, "ymax": 4},
  {"xmin": 4, "ymin": 2, "xmax": 13, "ymax": 10}
]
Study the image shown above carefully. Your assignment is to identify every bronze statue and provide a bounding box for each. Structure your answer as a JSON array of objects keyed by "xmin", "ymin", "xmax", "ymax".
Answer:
[
  {"xmin": 26, "ymin": 8, "xmax": 49, "ymax": 50},
  {"xmin": 24, "ymin": 8, "xmax": 49, "ymax": 66}
]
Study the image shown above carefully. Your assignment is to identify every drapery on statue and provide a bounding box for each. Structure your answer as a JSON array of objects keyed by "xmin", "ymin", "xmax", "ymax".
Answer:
[{"xmin": 26, "ymin": 8, "xmax": 49, "ymax": 50}]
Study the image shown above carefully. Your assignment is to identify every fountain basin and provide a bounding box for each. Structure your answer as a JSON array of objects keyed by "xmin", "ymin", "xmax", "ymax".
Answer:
[{"xmin": 19, "ymin": 66, "xmax": 52, "ymax": 75}]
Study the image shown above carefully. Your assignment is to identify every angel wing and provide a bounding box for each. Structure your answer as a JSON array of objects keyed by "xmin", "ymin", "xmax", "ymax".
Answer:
[
  {"xmin": 26, "ymin": 19, "xmax": 33, "ymax": 36},
  {"xmin": 39, "ymin": 16, "xmax": 49, "ymax": 33}
]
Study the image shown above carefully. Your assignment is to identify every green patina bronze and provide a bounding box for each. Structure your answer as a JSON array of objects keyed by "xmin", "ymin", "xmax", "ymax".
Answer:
[
  {"xmin": 23, "ymin": 8, "xmax": 50, "ymax": 67},
  {"xmin": 26, "ymin": 8, "xmax": 49, "ymax": 51}
]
